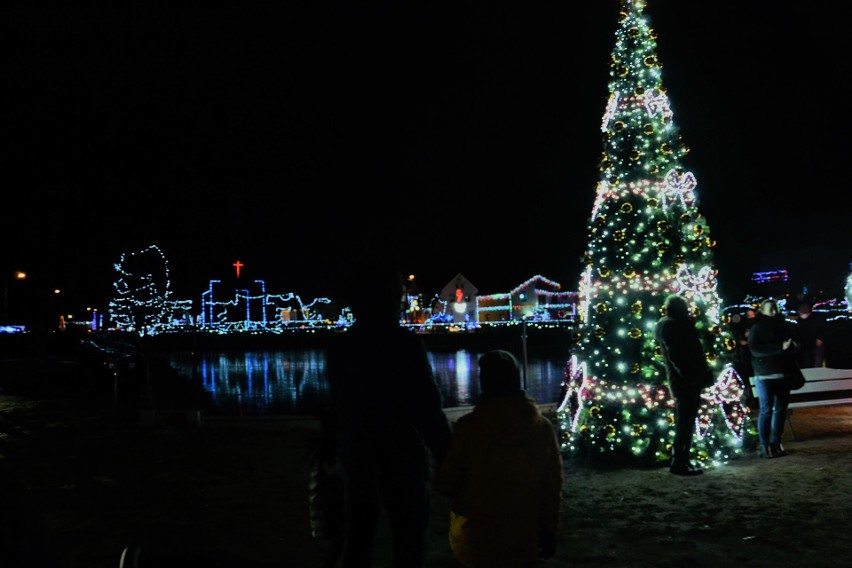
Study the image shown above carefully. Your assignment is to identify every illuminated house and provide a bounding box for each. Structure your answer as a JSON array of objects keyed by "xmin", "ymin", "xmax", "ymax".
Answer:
[
  {"xmin": 477, "ymin": 275, "xmax": 578, "ymax": 323},
  {"xmin": 432, "ymin": 273, "xmax": 479, "ymax": 326},
  {"xmin": 426, "ymin": 274, "xmax": 579, "ymax": 328}
]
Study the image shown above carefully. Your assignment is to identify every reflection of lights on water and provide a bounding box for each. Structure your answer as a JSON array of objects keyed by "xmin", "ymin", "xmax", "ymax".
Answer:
[
  {"xmin": 168, "ymin": 350, "xmax": 328, "ymax": 415},
  {"xmin": 432, "ymin": 352, "xmax": 565, "ymax": 407},
  {"xmin": 169, "ymin": 350, "xmax": 566, "ymax": 415},
  {"xmin": 428, "ymin": 351, "xmax": 473, "ymax": 405},
  {"xmin": 454, "ymin": 350, "xmax": 473, "ymax": 402}
]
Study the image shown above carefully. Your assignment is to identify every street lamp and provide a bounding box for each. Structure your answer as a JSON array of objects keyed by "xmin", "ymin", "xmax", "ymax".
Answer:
[
  {"xmin": 50, "ymin": 288, "xmax": 62, "ymax": 330},
  {"xmin": 3, "ymin": 271, "xmax": 27, "ymax": 326}
]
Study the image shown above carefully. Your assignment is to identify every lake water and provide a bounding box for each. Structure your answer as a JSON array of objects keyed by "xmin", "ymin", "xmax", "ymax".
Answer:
[{"xmin": 164, "ymin": 349, "xmax": 569, "ymax": 416}]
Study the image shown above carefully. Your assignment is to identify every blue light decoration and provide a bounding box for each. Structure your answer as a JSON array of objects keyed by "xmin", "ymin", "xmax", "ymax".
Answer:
[
  {"xmin": 109, "ymin": 245, "xmax": 193, "ymax": 334},
  {"xmin": 109, "ymin": 246, "xmax": 336, "ymax": 335},
  {"xmin": 106, "ymin": 252, "xmax": 586, "ymax": 336},
  {"xmin": 751, "ymin": 269, "xmax": 789, "ymax": 284},
  {"xmin": 198, "ymin": 279, "xmax": 334, "ymax": 333},
  {"xmin": 89, "ymin": 308, "xmax": 103, "ymax": 331}
]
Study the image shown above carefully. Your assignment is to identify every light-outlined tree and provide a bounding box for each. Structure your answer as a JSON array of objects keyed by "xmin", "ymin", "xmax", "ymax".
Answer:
[{"xmin": 109, "ymin": 244, "xmax": 174, "ymax": 334}]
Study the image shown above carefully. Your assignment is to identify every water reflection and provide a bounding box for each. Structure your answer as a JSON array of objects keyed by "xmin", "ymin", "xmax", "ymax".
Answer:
[{"xmin": 166, "ymin": 349, "xmax": 567, "ymax": 416}]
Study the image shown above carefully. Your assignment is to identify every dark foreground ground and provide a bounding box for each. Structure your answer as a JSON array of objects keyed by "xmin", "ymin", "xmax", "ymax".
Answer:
[{"xmin": 3, "ymin": 342, "xmax": 852, "ymax": 567}]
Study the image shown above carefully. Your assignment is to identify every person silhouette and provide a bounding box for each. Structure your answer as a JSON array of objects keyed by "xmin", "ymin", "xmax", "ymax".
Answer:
[
  {"xmin": 306, "ymin": 404, "xmax": 345, "ymax": 568},
  {"xmin": 435, "ymin": 350, "xmax": 564, "ymax": 567},
  {"xmin": 655, "ymin": 294, "xmax": 715, "ymax": 476},
  {"xmin": 325, "ymin": 257, "xmax": 452, "ymax": 567},
  {"xmin": 792, "ymin": 303, "xmax": 825, "ymax": 369},
  {"xmin": 748, "ymin": 298, "xmax": 797, "ymax": 458}
]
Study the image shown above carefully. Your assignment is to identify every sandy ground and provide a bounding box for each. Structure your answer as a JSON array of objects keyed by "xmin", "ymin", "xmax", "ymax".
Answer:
[{"xmin": 2, "ymin": 363, "xmax": 852, "ymax": 567}]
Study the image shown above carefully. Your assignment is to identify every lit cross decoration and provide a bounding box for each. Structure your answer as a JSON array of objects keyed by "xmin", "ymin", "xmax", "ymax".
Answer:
[
  {"xmin": 644, "ymin": 89, "xmax": 673, "ymax": 120},
  {"xmin": 233, "ymin": 260, "xmax": 244, "ymax": 279},
  {"xmin": 659, "ymin": 168, "xmax": 697, "ymax": 210}
]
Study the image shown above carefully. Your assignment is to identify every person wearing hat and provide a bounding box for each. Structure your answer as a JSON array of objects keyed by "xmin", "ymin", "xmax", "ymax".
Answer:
[{"xmin": 435, "ymin": 350, "xmax": 563, "ymax": 568}]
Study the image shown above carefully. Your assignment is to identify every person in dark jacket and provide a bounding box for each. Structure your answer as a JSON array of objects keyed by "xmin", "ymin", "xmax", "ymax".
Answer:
[
  {"xmin": 748, "ymin": 298, "xmax": 798, "ymax": 458},
  {"xmin": 305, "ymin": 404, "xmax": 345, "ymax": 568},
  {"xmin": 654, "ymin": 294, "xmax": 715, "ymax": 476},
  {"xmin": 435, "ymin": 350, "xmax": 563, "ymax": 568},
  {"xmin": 728, "ymin": 307, "xmax": 757, "ymax": 408},
  {"xmin": 792, "ymin": 303, "xmax": 825, "ymax": 369},
  {"xmin": 326, "ymin": 258, "xmax": 452, "ymax": 568}
]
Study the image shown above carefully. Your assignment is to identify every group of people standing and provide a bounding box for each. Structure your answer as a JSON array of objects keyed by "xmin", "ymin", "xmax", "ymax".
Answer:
[
  {"xmin": 657, "ymin": 292, "xmax": 826, "ymax": 474},
  {"xmin": 314, "ymin": 259, "xmax": 826, "ymax": 566},
  {"xmin": 315, "ymin": 259, "xmax": 564, "ymax": 568},
  {"xmin": 739, "ymin": 298, "xmax": 825, "ymax": 458},
  {"xmin": 747, "ymin": 298, "xmax": 799, "ymax": 458}
]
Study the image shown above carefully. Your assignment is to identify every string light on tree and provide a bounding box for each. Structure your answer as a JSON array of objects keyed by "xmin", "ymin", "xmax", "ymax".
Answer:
[{"xmin": 845, "ymin": 262, "xmax": 852, "ymax": 313}]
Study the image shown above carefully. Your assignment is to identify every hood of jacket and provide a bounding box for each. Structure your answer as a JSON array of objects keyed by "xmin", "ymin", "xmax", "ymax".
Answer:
[
  {"xmin": 466, "ymin": 394, "xmax": 545, "ymax": 444},
  {"xmin": 435, "ymin": 392, "xmax": 563, "ymax": 567}
]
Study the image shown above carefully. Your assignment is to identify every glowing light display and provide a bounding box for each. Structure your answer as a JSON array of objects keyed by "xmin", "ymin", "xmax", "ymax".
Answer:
[
  {"xmin": 108, "ymin": 248, "xmax": 580, "ymax": 336},
  {"xmin": 556, "ymin": 0, "xmax": 744, "ymax": 468}
]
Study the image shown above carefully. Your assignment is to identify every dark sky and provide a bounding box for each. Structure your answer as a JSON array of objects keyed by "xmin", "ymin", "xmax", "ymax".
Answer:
[{"xmin": 6, "ymin": 1, "xmax": 850, "ymax": 311}]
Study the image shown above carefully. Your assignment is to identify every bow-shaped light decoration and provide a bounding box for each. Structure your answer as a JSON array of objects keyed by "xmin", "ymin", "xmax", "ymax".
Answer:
[
  {"xmin": 694, "ymin": 365, "xmax": 747, "ymax": 440},
  {"xmin": 659, "ymin": 168, "xmax": 697, "ymax": 211}
]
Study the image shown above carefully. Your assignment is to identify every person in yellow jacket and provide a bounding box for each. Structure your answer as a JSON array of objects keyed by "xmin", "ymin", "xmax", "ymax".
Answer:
[{"xmin": 436, "ymin": 350, "xmax": 564, "ymax": 568}]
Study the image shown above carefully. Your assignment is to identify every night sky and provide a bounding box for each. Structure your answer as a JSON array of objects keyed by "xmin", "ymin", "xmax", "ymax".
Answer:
[{"xmin": 7, "ymin": 1, "xmax": 850, "ymax": 313}]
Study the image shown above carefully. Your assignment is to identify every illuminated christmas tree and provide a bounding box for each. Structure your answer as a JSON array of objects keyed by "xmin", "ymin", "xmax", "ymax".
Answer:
[
  {"xmin": 556, "ymin": 0, "xmax": 746, "ymax": 467},
  {"xmin": 845, "ymin": 262, "xmax": 852, "ymax": 313}
]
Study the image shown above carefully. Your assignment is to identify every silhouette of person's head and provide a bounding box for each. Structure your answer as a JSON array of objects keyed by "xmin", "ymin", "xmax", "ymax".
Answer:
[
  {"xmin": 478, "ymin": 350, "xmax": 523, "ymax": 399},
  {"xmin": 663, "ymin": 294, "xmax": 691, "ymax": 320},
  {"xmin": 342, "ymin": 255, "xmax": 406, "ymax": 328}
]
